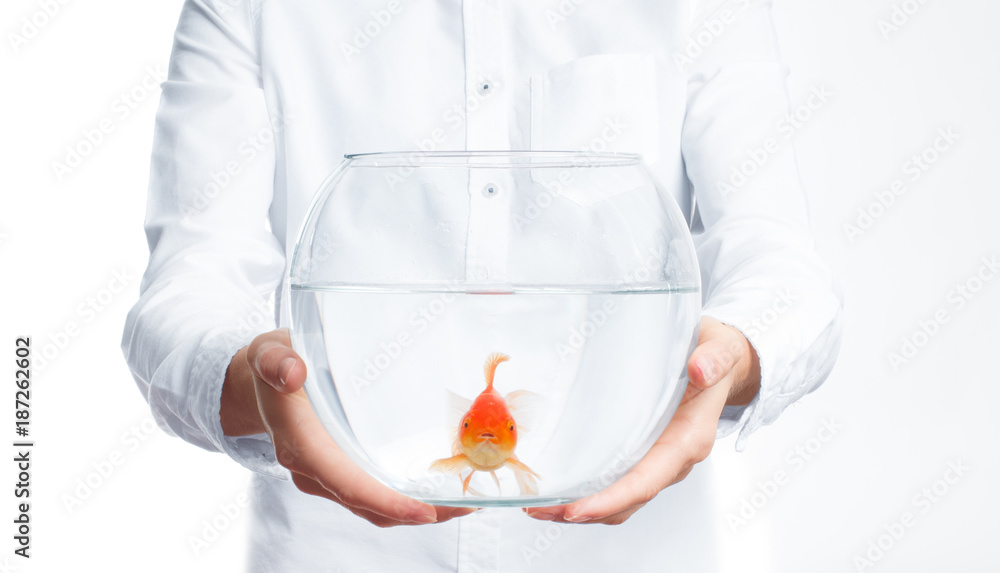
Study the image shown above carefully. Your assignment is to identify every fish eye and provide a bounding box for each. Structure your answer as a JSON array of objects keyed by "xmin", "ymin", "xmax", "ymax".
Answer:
[
  {"xmin": 463, "ymin": 420, "xmax": 469, "ymax": 428},
  {"xmin": 509, "ymin": 423, "xmax": 515, "ymax": 432}
]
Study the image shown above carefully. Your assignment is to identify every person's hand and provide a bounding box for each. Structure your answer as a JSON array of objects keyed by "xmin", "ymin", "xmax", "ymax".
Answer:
[
  {"xmin": 524, "ymin": 316, "xmax": 760, "ymax": 525},
  {"xmin": 220, "ymin": 328, "xmax": 475, "ymax": 527}
]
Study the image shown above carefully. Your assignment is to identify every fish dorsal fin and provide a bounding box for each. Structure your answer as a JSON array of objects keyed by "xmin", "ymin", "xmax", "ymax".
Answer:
[
  {"xmin": 483, "ymin": 352, "xmax": 510, "ymax": 390},
  {"xmin": 504, "ymin": 389, "xmax": 547, "ymax": 434}
]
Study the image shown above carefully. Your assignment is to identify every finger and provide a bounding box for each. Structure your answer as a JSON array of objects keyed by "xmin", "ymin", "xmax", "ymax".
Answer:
[
  {"xmin": 255, "ymin": 377, "xmax": 438, "ymax": 525},
  {"xmin": 577, "ymin": 506, "xmax": 643, "ymax": 526},
  {"xmin": 290, "ymin": 472, "xmax": 406, "ymax": 527},
  {"xmin": 292, "ymin": 472, "xmax": 476, "ymax": 526},
  {"xmin": 524, "ymin": 460, "xmax": 691, "ymax": 524},
  {"xmin": 524, "ymin": 501, "xmax": 646, "ymax": 526},
  {"xmin": 559, "ymin": 380, "xmax": 730, "ymax": 523},
  {"xmin": 687, "ymin": 319, "xmax": 746, "ymax": 390},
  {"xmin": 435, "ymin": 506, "xmax": 479, "ymax": 522},
  {"xmin": 247, "ymin": 329, "xmax": 308, "ymax": 393}
]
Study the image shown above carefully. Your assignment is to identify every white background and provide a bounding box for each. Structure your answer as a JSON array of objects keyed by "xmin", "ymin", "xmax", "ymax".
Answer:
[{"xmin": 1, "ymin": 0, "xmax": 997, "ymax": 571}]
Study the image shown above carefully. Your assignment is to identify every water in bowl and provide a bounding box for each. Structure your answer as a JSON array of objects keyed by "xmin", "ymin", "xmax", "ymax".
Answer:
[{"xmin": 290, "ymin": 285, "xmax": 699, "ymax": 507}]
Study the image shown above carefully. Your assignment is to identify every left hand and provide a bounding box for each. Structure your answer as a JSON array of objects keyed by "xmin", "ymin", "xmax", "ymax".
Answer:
[{"xmin": 524, "ymin": 316, "xmax": 760, "ymax": 525}]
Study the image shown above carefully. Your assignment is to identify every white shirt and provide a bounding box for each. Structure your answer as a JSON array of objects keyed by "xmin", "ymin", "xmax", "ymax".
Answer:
[{"xmin": 122, "ymin": 0, "xmax": 843, "ymax": 570}]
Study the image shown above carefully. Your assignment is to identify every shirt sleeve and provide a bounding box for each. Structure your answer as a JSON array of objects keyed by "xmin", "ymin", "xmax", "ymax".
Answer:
[
  {"xmin": 121, "ymin": 0, "xmax": 288, "ymax": 478},
  {"xmin": 681, "ymin": 0, "xmax": 844, "ymax": 450}
]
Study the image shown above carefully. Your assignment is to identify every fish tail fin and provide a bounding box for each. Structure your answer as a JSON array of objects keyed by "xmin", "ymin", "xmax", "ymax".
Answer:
[
  {"xmin": 483, "ymin": 352, "xmax": 511, "ymax": 390},
  {"xmin": 506, "ymin": 455, "xmax": 540, "ymax": 496}
]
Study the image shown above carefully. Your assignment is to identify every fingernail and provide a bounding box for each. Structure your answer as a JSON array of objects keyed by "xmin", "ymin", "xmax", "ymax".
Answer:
[
  {"xmin": 278, "ymin": 357, "xmax": 295, "ymax": 386},
  {"xmin": 413, "ymin": 512, "xmax": 437, "ymax": 524},
  {"xmin": 564, "ymin": 514, "xmax": 590, "ymax": 523},
  {"xmin": 527, "ymin": 511, "xmax": 555, "ymax": 521}
]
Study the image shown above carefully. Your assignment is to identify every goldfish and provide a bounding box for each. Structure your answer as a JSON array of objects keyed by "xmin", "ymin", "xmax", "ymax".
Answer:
[{"xmin": 429, "ymin": 353, "xmax": 540, "ymax": 496}]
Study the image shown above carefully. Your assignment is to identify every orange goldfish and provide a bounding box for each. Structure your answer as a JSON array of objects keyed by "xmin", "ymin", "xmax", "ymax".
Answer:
[{"xmin": 429, "ymin": 353, "xmax": 540, "ymax": 496}]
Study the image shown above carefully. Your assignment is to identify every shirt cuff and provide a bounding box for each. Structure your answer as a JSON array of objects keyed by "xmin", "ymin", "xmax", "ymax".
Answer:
[
  {"xmin": 192, "ymin": 328, "xmax": 291, "ymax": 481},
  {"xmin": 703, "ymin": 288, "xmax": 843, "ymax": 451}
]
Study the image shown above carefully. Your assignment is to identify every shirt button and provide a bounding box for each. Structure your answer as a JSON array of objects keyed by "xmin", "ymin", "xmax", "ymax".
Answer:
[
  {"xmin": 477, "ymin": 79, "xmax": 495, "ymax": 96},
  {"xmin": 481, "ymin": 182, "xmax": 500, "ymax": 197}
]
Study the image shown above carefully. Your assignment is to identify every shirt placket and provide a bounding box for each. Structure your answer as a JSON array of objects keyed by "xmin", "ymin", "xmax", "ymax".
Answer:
[
  {"xmin": 457, "ymin": 1, "xmax": 507, "ymax": 572},
  {"xmin": 462, "ymin": 0, "xmax": 511, "ymax": 290}
]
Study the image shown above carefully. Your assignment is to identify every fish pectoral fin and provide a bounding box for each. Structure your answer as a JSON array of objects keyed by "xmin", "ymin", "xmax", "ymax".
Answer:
[
  {"xmin": 504, "ymin": 390, "xmax": 548, "ymax": 434},
  {"xmin": 506, "ymin": 455, "xmax": 540, "ymax": 478},
  {"xmin": 446, "ymin": 389, "xmax": 474, "ymax": 422},
  {"xmin": 506, "ymin": 455, "xmax": 540, "ymax": 496},
  {"xmin": 429, "ymin": 454, "xmax": 470, "ymax": 475}
]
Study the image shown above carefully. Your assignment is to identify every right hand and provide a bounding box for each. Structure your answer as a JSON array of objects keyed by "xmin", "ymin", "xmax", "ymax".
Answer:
[{"xmin": 221, "ymin": 328, "xmax": 474, "ymax": 527}]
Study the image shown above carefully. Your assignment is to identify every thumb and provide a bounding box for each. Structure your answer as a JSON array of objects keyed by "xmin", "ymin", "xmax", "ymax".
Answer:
[
  {"xmin": 246, "ymin": 329, "xmax": 308, "ymax": 393},
  {"xmin": 687, "ymin": 320, "xmax": 743, "ymax": 390}
]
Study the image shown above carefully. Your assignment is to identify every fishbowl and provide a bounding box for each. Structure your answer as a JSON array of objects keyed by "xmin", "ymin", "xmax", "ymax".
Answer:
[{"xmin": 288, "ymin": 151, "xmax": 700, "ymax": 508}]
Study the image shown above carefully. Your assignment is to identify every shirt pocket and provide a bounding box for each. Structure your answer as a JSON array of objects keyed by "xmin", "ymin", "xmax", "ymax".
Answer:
[{"xmin": 530, "ymin": 53, "xmax": 660, "ymax": 164}]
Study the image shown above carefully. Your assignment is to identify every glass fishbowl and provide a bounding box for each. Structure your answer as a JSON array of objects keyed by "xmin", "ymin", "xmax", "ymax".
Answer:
[{"xmin": 288, "ymin": 151, "xmax": 700, "ymax": 508}]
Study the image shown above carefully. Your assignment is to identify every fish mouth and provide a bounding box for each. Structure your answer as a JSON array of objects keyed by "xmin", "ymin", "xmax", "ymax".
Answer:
[{"xmin": 477, "ymin": 432, "xmax": 499, "ymax": 443}]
